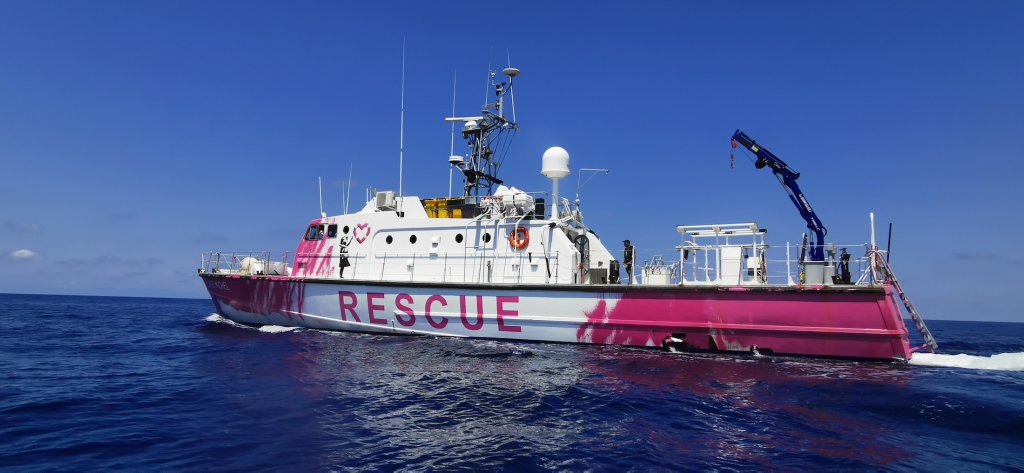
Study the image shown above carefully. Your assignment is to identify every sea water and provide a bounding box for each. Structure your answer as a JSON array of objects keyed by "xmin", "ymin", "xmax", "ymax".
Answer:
[{"xmin": 1, "ymin": 293, "xmax": 1022, "ymax": 470}]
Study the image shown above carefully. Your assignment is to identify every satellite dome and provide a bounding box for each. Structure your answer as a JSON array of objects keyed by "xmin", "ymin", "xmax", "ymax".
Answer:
[{"xmin": 542, "ymin": 147, "xmax": 570, "ymax": 179}]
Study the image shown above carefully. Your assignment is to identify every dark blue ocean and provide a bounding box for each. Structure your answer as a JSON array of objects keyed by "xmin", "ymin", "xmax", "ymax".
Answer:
[{"xmin": 2, "ymin": 293, "xmax": 1022, "ymax": 471}]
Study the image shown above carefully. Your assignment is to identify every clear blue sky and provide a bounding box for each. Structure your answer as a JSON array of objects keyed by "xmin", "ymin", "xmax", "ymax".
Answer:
[{"xmin": 1, "ymin": 1, "xmax": 1022, "ymax": 321}]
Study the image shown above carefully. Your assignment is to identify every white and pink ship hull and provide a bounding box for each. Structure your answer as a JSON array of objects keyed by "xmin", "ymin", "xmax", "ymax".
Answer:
[{"xmin": 201, "ymin": 274, "xmax": 914, "ymax": 361}]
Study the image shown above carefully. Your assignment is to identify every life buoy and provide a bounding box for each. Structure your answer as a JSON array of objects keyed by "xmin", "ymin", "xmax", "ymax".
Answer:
[{"xmin": 509, "ymin": 226, "xmax": 529, "ymax": 250}]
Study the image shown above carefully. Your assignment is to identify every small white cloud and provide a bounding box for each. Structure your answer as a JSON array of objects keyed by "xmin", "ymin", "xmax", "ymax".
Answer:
[
  {"xmin": 9, "ymin": 249, "xmax": 38, "ymax": 260},
  {"xmin": 4, "ymin": 222, "xmax": 42, "ymax": 233}
]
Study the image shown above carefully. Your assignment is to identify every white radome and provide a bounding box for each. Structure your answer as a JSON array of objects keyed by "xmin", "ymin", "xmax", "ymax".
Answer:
[{"xmin": 542, "ymin": 146, "xmax": 570, "ymax": 179}]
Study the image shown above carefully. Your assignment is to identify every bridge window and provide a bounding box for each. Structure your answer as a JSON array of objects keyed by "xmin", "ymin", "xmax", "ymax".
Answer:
[
  {"xmin": 304, "ymin": 225, "xmax": 324, "ymax": 240},
  {"xmin": 328, "ymin": 224, "xmax": 338, "ymax": 238}
]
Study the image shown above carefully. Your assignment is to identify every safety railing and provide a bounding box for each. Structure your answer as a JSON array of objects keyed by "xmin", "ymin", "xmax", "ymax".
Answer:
[
  {"xmin": 200, "ymin": 251, "xmax": 290, "ymax": 276},
  {"xmin": 201, "ymin": 249, "xmax": 565, "ymax": 285},
  {"xmin": 202, "ymin": 242, "xmax": 886, "ymax": 287},
  {"xmin": 629, "ymin": 242, "xmax": 886, "ymax": 286}
]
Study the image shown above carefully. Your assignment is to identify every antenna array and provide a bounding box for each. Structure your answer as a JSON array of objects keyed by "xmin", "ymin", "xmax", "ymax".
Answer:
[{"xmin": 446, "ymin": 64, "xmax": 520, "ymax": 197}]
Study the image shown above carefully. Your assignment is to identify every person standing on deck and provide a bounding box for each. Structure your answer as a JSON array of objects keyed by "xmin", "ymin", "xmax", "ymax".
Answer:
[{"xmin": 623, "ymin": 239, "xmax": 635, "ymax": 284}]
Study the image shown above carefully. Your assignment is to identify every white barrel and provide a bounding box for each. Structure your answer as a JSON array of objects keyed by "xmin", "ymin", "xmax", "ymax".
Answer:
[
  {"xmin": 513, "ymin": 192, "xmax": 533, "ymax": 209},
  {"xmin": 268, "ymin": 262, "xmax": 290, "ymax": 276},
  {"xmin": 240, "ymin": 257, "xmax": 264, "ymax": 275}
]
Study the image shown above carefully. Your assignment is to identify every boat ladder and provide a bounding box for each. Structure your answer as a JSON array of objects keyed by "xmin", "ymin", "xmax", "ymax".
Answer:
[{"xmin": 875, "ymin": 252, "xmax": 938, "ymax": 353}]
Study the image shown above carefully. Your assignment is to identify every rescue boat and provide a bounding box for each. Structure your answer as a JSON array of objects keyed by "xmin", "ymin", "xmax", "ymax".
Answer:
[{"xmin": 198, "ymin": 66, "xmax": 937, "ymax": 360}]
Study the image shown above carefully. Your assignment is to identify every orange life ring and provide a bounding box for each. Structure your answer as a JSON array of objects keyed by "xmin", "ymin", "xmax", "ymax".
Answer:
[{"xmin": 509, "ymin": 226, "xmax": 529, "ymax": 250}]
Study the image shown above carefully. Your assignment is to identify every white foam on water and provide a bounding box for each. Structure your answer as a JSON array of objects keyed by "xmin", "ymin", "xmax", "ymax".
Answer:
[
  {"xmin": 258, "ymin": 325, "xmax": 298, "ymax": 333},
  {"xmin": 202, "ymin": 313, "xmax": 266, "ymax": 331},
  {"xmin": 910, "ymin": 352, "xmax": 1024, "ymax": 371},
  {"xmin": 205, "ymin": 313, "xmax": 227, "ymax": 322},
  {"xmin": 205, "ymin": 313, "xmax": 252, "ymax": 329}
]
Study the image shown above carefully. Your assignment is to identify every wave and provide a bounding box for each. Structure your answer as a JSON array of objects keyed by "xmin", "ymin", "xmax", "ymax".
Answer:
[
  {"xmin": 205, "ymin": 314, "xmax": 297, "ymax": 333},
  {"xmin": 258, "ymin": 325, "xmax": 298, "ymax": 333},
  {"xmin": 910, "ymin": 352, "xmax": 1024, "ymax": 371},
  {"xmin": 205, "ymin": 313, "xmax": 245, "ymax": 327}
]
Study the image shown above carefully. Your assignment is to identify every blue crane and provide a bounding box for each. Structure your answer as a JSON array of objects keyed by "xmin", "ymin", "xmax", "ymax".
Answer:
[{"xmin": 731, "ymin": 130, "xmax": 827, "ymax": 261}]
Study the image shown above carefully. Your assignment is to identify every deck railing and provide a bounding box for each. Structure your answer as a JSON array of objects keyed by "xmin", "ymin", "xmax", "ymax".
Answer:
[
  {"xmin": 201, "ymin": 242, "xmax": 886, "ymax": 287},
  {"xmin": 200, "ymin": 251, "xmax": 290, "ymax": 275},
  {"xmin": 632, "ymin": 242, "xmax": 886, "ymax": 286},
  {"xmin": 200, "ymin": 250, "xmax": 562, "ymax": 285}
]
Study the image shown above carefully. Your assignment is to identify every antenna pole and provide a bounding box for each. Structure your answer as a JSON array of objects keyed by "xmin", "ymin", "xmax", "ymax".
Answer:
[
  {"xmin": 551, "ymin": 178, "xmax": 560, "ymax": 220},
  {"xmin": 398, "ymin": 39, "xmax": 406, "ymax": 202},
  {"xmin": 506, "ymin": 50, "xmax": 516, "ymax": 123},
  {"xmin": 870, "ymin": 212, "xmax": 877, "ymax": 249},
  {"xmin": 870, "ymin": 212, "xmax": 879, "ymax": 281},
  {"xmin": 345, "ymin": 163, "xmax": 353, "ymax": 214},
  {"xmin": 886, "ymin": 222, "xmax": 893, "ymax": 263},
  {"xmin": 449, "ymin": 69, "xmax": 457, "ymax": 198},
  {"xmin": 483, "ymin": 56, "xmax": 491, "ymax": 105},
  {"xmin": 318, "ymin": 176, "xmax": 324, "ymax": 217}
]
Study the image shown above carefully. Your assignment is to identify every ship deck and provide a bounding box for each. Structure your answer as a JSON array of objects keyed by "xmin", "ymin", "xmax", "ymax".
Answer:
[{"xmin": 200, "ymin": 272, "xmax": 888, "ymax": 294}]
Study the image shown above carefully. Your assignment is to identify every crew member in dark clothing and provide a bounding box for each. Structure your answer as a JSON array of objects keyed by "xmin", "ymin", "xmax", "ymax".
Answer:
[{"xmin": 623, "ymin": 239, "xmax": 635, "ymax": 284}]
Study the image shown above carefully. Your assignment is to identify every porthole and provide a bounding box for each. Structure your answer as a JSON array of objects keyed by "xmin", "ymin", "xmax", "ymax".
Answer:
[
  {"xmin": 455, "ymin": 234, "xmax": 463, "ymax": 243},
  {"xmin": 483, "ymin": 233, "xmax": 492, "ymax": 243},
  {"xmin": 410, "ymin": 235, "xmax": 418, "ymax": 244},
  {"xmin": 386, "ymin": 235, "xmax": 394, "ymax": 244},
  {"xmin": 343, "ymin": 225, "xmax": 350, "ymax": 234}
]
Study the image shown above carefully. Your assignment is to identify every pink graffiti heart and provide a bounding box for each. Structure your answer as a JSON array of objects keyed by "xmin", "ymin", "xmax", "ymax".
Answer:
[{"xmin": 354, "ymin": 223, "xmax": 370, "ymax": 244}]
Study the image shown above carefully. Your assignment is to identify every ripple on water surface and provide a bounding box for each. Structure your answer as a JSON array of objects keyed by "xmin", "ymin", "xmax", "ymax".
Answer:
[{"xmin": 1, "ymin": 295, "xmax": 1023, "ymax": 471}]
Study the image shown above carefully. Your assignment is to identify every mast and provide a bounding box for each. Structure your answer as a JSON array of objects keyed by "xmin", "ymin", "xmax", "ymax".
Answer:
[{"xmin": 446, "ymin": 66, "xmax": 520, "ymax": 198}]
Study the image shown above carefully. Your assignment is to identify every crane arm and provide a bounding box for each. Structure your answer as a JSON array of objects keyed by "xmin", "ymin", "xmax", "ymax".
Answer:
[{"xmin": 731, "ymin": 129, "xmax": 827, "ymax": 261}]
